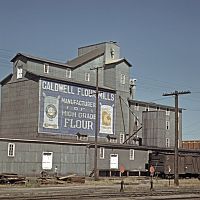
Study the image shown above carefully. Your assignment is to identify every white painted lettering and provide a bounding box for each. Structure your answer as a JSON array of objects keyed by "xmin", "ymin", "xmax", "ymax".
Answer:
[{"xmin": 64, "ymin": 118, "xmax": 93, "ymax": 130}]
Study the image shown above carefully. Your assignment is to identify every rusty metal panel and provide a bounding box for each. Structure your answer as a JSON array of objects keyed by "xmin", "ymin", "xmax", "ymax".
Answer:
[
  {"xmin": 189, "ymin": 142, "xmax": 194, "ymax": 149},
  {"xmin": 194, "ymin": 142, "xmax": 200, "ymax": 150},
  {"xmin": 179, "ymin": 156, "xmax": 185, "ymax": 174},
  {"xmin": 185, "ymin": 155, "xmax": 193, "ymax": 164},
  {"xmin": 182, "ymin": 141, "xmax": 200, "ymax": 150},
  {"xmin": 182, "ymin": 142, "xmax": 189, "ymax": 149}
]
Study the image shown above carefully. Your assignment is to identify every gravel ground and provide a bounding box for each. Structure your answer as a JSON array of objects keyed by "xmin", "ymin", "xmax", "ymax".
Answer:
[{"xmin": 0, "ymin": 177, "xmax": 199, "ymax": 199}]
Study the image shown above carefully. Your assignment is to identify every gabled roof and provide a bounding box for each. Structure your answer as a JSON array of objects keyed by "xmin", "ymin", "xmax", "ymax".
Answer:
[
  {"xmin": 67, "ymin": 47, "xmax": 105, "ymax": 68},
  {"xmin": 0, "ymin": 73, "xmax": 13, "ymax": 86},
  {"xmin": 105, "ymin": 58, "xmax": 132, "ymax": 67},
  {"xmin": 11, "ymin": 53, "xmax": 72, "ymax": 68}
]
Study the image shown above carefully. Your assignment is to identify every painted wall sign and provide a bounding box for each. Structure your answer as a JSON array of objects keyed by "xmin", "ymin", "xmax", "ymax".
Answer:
[{"xmin": 38, "ymin": 80, "xmax": 115, "ymax": 136}]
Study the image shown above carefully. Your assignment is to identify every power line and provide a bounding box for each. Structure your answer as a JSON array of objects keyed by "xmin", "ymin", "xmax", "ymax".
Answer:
[
  {"xmin": 191, "ymin": 91, "xmax": 200, "ymax": 94},
  {"xmin": 136, "ymin": 75, "xmax": 191, "ymax": 91},
  {"xmin": 0, "ymin": 48, "xmax": 14, "ymax": 53},
  {"xmin": 149, "ymin": 96, "xmax": 173, "ymax": 102},
  {"xmin": 135, "ymin": 73, "xmax": 200, "ymax": 95},
  {"xmin": 187, "ymin": 109, "xmax": 200, "ymax": 112}
]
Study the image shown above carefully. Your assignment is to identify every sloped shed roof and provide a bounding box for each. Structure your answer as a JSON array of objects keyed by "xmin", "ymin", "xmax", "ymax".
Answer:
[{"xmin": 67, "ymin": 47, "xmax": 105, "ymax": 68}]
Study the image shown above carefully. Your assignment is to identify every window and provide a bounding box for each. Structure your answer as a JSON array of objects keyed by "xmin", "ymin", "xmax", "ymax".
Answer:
[
  {"xmin": 134, "ymin": 116, "xmax": 139, "ymax": 126},
  {"xmin": 110, "ymin": 138, "xmax": 117, "ymax": 143},
  {"xmin": 146, "ymin": 106, "xmax": 150, "ymax": 111},
  {"xmin": 77, "ymin": 135, "xmax": 88, "ymax": 141},
  {"xmin": 134, "ymin": 103, "xmax": 139, "ymax": 111},
  {"xmin": 120, "ymin": 133, "xmax": 125, "ymax": 144},
  {"xmin": 107, "ymin": 135, "xmax": 117, "ymax": 143},
  {"xmin": 120, "ymin": 74, "xmax": 126, "ymax": 84},
  {"xmin": 99, "ymin": 147, "xmax": 105, "ymax": 159},
  {"xmin": 135, "ymin": 119, "xmax": 138, "ymax": 126},
  {"xmin": 129, "ymin": 149, "xmax": 135, "ymax": 160},
  {"xmin": 8, "ymin": 143, "xmax": 15, "ymax": 157},
  {"xmin": 42, "ymin": 152, "xmax": 53, "ymax": 170},
  {"xmin": 44, "ymin": 64, "xmax": 49, "ymax": 74},
  {"xmin": 110, "ymin": 48, "xmax": 115, "ymax": 59},
  {"xmin": 17, "ymin": 67, "xmax": 23, "ymax": 79},
  {"xmin": 166, "ymin": 121, "xmax": 170, "ymax": 130},
  {"xmin": 166, "ymin": 108, "xmax": 170, "ymax": 116},
  {"xmin": 66, "ymin": 69, "xmax": 72, "ymax": 78},
  {"xmin": 166, "ymin": 138, "xmax": 170, "ymax": 147},
  {"xmin": 76, "ymin": 132, "xmax": 88, "ymax": 141},
  {"xmin": 85, "ymin": 73, "xmax": 90, "ymax": 81}
]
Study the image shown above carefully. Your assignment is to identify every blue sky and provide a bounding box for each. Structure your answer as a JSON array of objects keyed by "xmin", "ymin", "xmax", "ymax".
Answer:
[{"xmin": 0, "ymin": 0, "xmax": 200, "ymax": 140}]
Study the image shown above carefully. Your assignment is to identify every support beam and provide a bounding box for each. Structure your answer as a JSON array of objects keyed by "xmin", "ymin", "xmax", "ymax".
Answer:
[
  {"xmin": 163, "ymin": 90, "xmax": 191, "ymax": 186},
  {"xmin": 90, "ymin": 66, "xmax": 103, "ymax": 181}
]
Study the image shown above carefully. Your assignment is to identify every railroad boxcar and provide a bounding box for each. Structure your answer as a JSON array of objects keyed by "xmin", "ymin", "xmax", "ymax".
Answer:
[{"xmin": 149, "ymin": 151, "xmax": 200, "ymax": 179}]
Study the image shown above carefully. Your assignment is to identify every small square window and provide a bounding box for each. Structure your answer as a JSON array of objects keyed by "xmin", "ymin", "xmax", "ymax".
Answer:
[
  {"xmin": 166, "ymin": 108, "xmax": 170, "ymax": 116},
  {"xmin": 8, "ymin": 143, "xmax": 15, "ymax": 157},
  {"xmin": 120, "ymin": 74, "xmax": 126, "ymax": 85},
  {"xmin": 135, "ymin": 120, "xmax": 138, "ymax": 126},
  {"xmin": 17, "ymin": 67, "xmax": 23, "ymax": 79},
  {"xmin": 109, "ymin": 138, "xmax": 117, "ymax": 143},
  {"xmin": 130, "ymin": 149, "xmax": 135, "ymax": 160},
  {"xmin": 99, "ymin": 147, "xmax": 105, "ymax": 159},
  {"xmin": 134, "ymin": 116, "xmax": 139, "ymax": 126},
  {"xmin": 135, "ymin": 103, "xmax": 139, "ymax": 111},
  {"xmin": 166, "ymin": 138, "xmax": 170, "ymax": 147},
  {"xmin": 146, "ymin": 106, "xmax": 150, "ymax": 111},
  {"xmin": 166, "ymin": 121, "xmax": 170, "ymax": 130},
  {"xmin": 85, "ymin": 73, "xmax": 90, "ymax": 82},
  {"xmin": 66, "ymin": 69, "xmax": 72, "ymax": 78},
  {"xmin": 44, "ymin": 64, "xmax": 49, "ymax": 74},
  {"xmin": 120, "ymin": 134, "xmax": 125, "ymax": 144},
  {"xmin": 77, "ymin": 135, "xmax": 88, "ymax": 141},
  {"xmin": 110, "ymin": 48, "xmax": 115, "ymax": 59}
]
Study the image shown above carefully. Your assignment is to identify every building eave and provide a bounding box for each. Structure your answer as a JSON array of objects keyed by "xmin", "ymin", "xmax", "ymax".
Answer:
[
  {"xmin": 105, "ymin": 58, "xmax": 132, "ymax": 67},
  {"xmin": 11, "ymin": 53, "xmax": 72, "ymax": 68},
  {"xmin": 24, "ymin": 70, "xmax": 116, "ymax": 93},
  {"xmin": 128, "ymin": 99, "xmax": 183, "ymax": 111},
  {"xmin": 0, "ymin": 73, "xmax": 13, "ymax": 86}
]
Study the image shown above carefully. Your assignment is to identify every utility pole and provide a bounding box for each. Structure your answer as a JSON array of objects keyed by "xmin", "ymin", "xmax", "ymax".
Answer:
[
  {"xmin": 163, "ymin": 90, "xmax": 191, "ymax": 186},
  {"xmin": 90, "ymin": 66, "xmax": 103, "ymax": 181}
]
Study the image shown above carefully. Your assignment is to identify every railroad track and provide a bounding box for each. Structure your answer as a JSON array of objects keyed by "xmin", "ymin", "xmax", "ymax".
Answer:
[{"xmin": 0, "ymin": 187, "xmax": 200, "ymax": 200}]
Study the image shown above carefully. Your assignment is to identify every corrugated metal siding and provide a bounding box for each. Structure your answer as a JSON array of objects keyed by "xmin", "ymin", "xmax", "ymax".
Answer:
[
  {"xmin": 142, "ymin": 111, "xmax": 166, "ymax": 147},
  {"xmin": 182, "ymin": 141, "xmax": 200, "ymax": 150},
  {"xmin": 73, "ymin": 56, "xmax": 104, "ymax": 86},
  {"xmin": 0, "ymin": 79, "xmax": 39, "ymax": 139},
  {"xmin": 0, "ymin": 141, "xmax": 88, "ymax": 176},
  {"xmin": 0, "ymin": 141, "xmax": 149, "ymax": 176}
]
